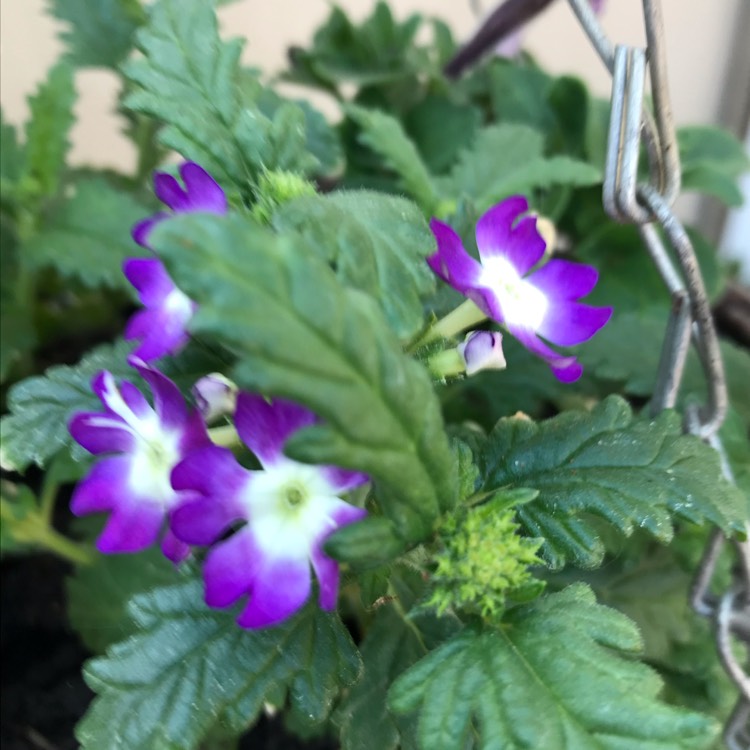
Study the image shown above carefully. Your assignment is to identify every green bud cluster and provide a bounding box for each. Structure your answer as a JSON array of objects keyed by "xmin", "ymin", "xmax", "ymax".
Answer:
[
  {"xmin": 428, "ymin": 495, "xmax": 543, "ymax": 620},
  {"xmin": 251, "ymin": 169, "xmax": 317, "ymax": 225}
]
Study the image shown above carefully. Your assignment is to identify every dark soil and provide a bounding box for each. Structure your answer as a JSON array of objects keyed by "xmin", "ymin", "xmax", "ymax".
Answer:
[{"xmin": 0, "ymin": 553, "xmax": 338, "ymax": 750}]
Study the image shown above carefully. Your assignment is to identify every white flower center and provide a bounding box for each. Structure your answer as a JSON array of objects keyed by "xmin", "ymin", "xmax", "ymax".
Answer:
[
  {"xmin": 480, "ymin": 256, "xmax": 548, "ymax": 330},
  {"xmin": 165, "ymin": 287, "xmax": 194, "ymax": 320},
  {"xmin": 242, "ymin": 461, "xmax": 342, "ymax": 558}
]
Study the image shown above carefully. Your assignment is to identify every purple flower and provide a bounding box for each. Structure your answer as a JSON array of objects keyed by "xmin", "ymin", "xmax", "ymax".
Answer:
[
  {"xmin": 68, "ymin": 360, "xmax": 210, "ymax": 562},
  {"xmin": 170, "ymin": 394, "xmax": 368, "ymax": 629},
  {"xmin": 125, "ymin": 162, "xmax": 227, "ymax": 362},
  {"xmin": 459, "ymin": 331, "xmax": 506, "ymax": 375},
  {"xmin": 427, "ymin": 196, "xmax": 612, "ymax": 382},
  {"xmin": 192, "ymin": 373, "xmax": 238, "ymax": 424}
]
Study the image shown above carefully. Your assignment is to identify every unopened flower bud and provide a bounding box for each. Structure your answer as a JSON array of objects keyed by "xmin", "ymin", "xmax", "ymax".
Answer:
[
  {"xmin": 192, "ymin": 373, "xmax": 238, "ymax": 423},
  {"xmin": 458, "ymin": 331, "xmax": 506, "ymax": 376}
]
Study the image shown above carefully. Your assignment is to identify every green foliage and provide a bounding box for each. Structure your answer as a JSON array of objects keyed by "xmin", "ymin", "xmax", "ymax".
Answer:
[
  {"xmin": 388, "ymin": 584, "xmax": 719, "ymax": 750},
  {"xmin": 0, "ymin": 340, "xmax": 135, "ymax": 472},
  {"xmin": 0, "ymin": 480, "xmax": 38, "ymax": 554},
  {"xmin": 124, "ymin": 0, "xmax": 321, "ymax": 189},
  {"xmin": 0, "ymin": 221, "xmax": 35, "ymax": 382},
  {"xmin": 67, "ymin": 547, "xmax": 178, "ymax": 653},
  {"xmin": 23, "ymin": 63, "xmax": 75, "ymax": 202},
  {"xmin": 48, "ymin": 0, "xmax": 145, "ymax": 69},
  {"xmin": 0, "ymin": 110, "xmax": 24, "ymax": 189},
  {"xmin": 273, "ymin": 190, "xmax": 436, "ymax": 339},
  {"xmin": 152, "ymin": 214, "xmax": 456, "ymax": 542},
  {"xmin": 479, "ymin": 396, "xmax": 746, "ymax": 568},
  {"xmin": 285, "ymin": 2, "xmax": 426, "ymax": 91},
  {"xmin": 325, "ymin": 516, "xmax": 406, "ymax": 569},
  {"xmin": 77, "ymin": 579, "xmax": 361, "ymax": 750},
  {"xmin": 22, "ymin": 178, "xmax": 149, "ymax": 289},
  {"xmin": 346, "ymin": 105, "xmax": 441, "ymax": 213},
  {"xmin": 439, "ymin": 124, "xmax": 601, "ymax": 210},
  {"xmin": 679, "ymin": 125, "xmax": 750, "ymax": 206}
]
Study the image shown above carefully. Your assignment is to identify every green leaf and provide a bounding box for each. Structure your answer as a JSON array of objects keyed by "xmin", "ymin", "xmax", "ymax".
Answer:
[
  {"xmin": 285, "ymin": 2, "xmax": 424, "ymax": 89},
  {"xmin": 488, "ymin": 62, "xmax": 557, "ymax": 133},
  {"xmin": 403, "ymin": 95, "xmax": 481, "ymax": 175},
  {"xmin": 77, "ymin": 579, "xmax": 361, "ymax": 750},
  {"xmin": 22, "ymin": 178, "xmax": 149, "ymax": 289},
  {"xmin": 1, "ymin": 109, "xmax": 24, "ymax": 188},
  {"xmin": 0, "ymin": 340, "xmax": 135, "ymax": 472},
  {"xmin": 153, "ymin": 214, "xmax": 456, "ymax": 542},
  {"xmin": 388, "ymin": 584, "xmax": 718, "ymax": 750},
  {"xmin": 441, "ymin": 124, "xmax": 600, "ymax": 209},
  {"xmin": 346, "ymin": 105, "xmax": 440, "ymax": 213},
  {"xmin": 66, "ymin": 547, "xmax": 177, "ymax": 653},
  {"xmin": 23, "ymin": 63, "xmax": 75, "ymax": 200},
  {"xmin": 0, "ymin": 220, "xmax": 35, "ymax": 382},
  {"xmin": 273, "ymin": 190, "xmax": 436, "ymax": 339},
  {"xmin": 479, "ymin": 396, "xmax": 746, "ymax": 568},
  {"xmin": 0, "ymin": 480, "xmax": 38, "ymax": 554},
  {"xmin": 578, "ymin": 308, "xmax": 750, "ymax": 424},
  {"xmin": 48, "ymin": 0, "xmax": 145, "ymax": 69},
  {"xmin": 336, "ymin": 607, "xmax": 424, "ymax": 750},
  {"xmin": 124, "ymin": 0, "xmax": 315, "ymax": 187},
  {"xmin": 325, "ymin": 516, "xmax": 406, "ymax": 568},
  {"xmin": 679, "ymin": 126, "xmax": 750, "ymax": 206}
]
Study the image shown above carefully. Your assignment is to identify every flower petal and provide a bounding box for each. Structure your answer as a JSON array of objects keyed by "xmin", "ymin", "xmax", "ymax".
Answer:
[
  {"xmin": 123, "ymin": 258, "xmax": 175, "ymax": 307},
  {"xmin": 528, "ymin": 258, "xmax": 600, "ymax": 301},
  {"xmin": 475, "ymin": 197, "xmax": 545, "ymax": 276},
  {"xmin": 508, "ymin": 324, "xmax": 583, "ymax": 383},
  {"xmin": 319, "ymin": 466, "xmax": 369, "ymax": 494},
  {"xmin": 70, "ymin": 455, "xmax": 131, "ymax": 514},
  {"xmin": 179, "ymin": 162, "xmax": 228, "ymax": 214},
  {"xmin": 310, "ymin": 546, "xmax": 340, "ymax": 610},
  {"xmin": 131, "ymin": 213, "xmax": 168, "ymax": 248},
  {"xmin": 538, "ymin": 301, "xmax": 613, "ymax": 347},
  {"xmin": 161, "ymin": 527, "xmax": 191, "ymax": 564},
  {"xmin": 203, "ymin": 528, "xmax": 257, "ymax": 607},
  {"xmin": 96, "ymin": 501, "xmax": 164, "ymax": 554},
  {"xmin": 426, "ymin": 219, "xmax": 483, "ymax": 295},
  {"xmin": 130, "ymin": 359, "xmax": 187, "ymax": 431},
  {"xmin": 69, "ymin": 412, "xmax": 135, "ymax": 455},
  {"xmin": 153, "ymin": 172, "xmax": 191, "ymax": 212},
  {"xmin": 237, "ymin": 553, "xmax": 312, "ymax": 629},
  {"xmin": 235, "ymin": 394, "xmax": 317, "ymax": 468}
]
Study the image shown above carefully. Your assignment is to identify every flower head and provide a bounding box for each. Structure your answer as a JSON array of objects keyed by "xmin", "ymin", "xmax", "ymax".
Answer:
[
  {"xmin": 427, "ymin": 196, "xmax": 612, "ymax": 382},
  {"xmin": 192, "ymin": 373, "xmax": 239, "ymax": 424},
  {"xmin": 68, "ymin": 360, "xmax": 210, "ymax": 561},
  {"xmin": 170, "ymin": 394, "xmax": 368, "ymax": 629},
  {"xmin": 125, "ymin": 162, "xmax": 227, "ymax": 361}
]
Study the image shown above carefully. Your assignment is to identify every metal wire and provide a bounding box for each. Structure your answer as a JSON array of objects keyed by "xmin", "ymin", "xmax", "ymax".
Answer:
[{"xmin": 566, "ymin": 0, "xmax": 749, "ymax": 744}]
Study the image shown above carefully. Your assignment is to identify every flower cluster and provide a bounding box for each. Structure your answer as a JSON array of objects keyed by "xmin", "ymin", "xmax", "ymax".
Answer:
[
  {"xmin": 427, "ymin": 196, "xmax": 612, "ymax": 382},
  {"xmin": 69, "ymin": 162, "xmax": 368, "ymax": 628}
]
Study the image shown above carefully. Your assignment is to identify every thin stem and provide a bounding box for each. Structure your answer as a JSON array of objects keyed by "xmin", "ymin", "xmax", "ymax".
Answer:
[
  {"xmin": 208, "ymin": 424, "xmax": 241, "ymax": 448},
  {"xmin": 416, "ymin": 299, "xmax": 488, "ymax": 349}
]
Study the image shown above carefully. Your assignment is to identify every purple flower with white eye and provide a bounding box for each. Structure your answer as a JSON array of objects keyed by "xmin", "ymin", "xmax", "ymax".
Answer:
[
  {"xmin": 428, "ymin": 196, "xmax": 612, "ymax": 382},
  {"xmin": 459, "ymin": 331, "xmax": 506, "ymax": 376},
  {"xmin": 68, "ymin": 359, "xmax": 210, "ymax": 562},
  {"xmin": 170, "ymin": 394, "xmax": 369, "ymax": 629},
  {"xmin": 125, "ymin": 162, "xmax": 227, "ymax": 362}
]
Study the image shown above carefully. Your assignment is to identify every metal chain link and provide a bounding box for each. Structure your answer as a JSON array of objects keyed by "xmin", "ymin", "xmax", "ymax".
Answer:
[{"xmin": 566, "ymin": 1, "xmax": 750, "ymax": 745}]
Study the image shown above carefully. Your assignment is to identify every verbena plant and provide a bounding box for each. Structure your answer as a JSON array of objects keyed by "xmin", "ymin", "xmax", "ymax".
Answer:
[{"xmin": 1, "ymin": 1, "xmax": 748, "ymax": 748}]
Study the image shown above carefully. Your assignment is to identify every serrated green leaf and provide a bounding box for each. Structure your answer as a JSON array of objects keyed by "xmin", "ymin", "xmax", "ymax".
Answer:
[
  {"xmin": 66, "ymin": 548, "xmax": 177, "ymax": 653},
  {"xmin": 0, "ymin": 219, "xmax": 35, "ymax": 382},
  {"xmin": 285, "ymin": 2, "xmax": 425, "ymax": 89},
  {"xmin": 23, "ymin": 63, "xmax": 75, "ymax": 200},
  {"xmin": 441, "ymin": 124, "xmax": 600, "ymax": 209},
  {"xmin": 273, "ymin": 190, "xmax": 435, "ymax": 339},
  {"xmin": 480, "ymin": 396, "xmax": 746, "ymax": 568},
  {"xmin": 21, "ymin": 178, "xmax": 149, "ymax": 289},
  {"xmin": 1, "ymin": 109, "xmax": 24, "ymax": 188},
  {"xmin": 336, "ymin": 607, "xmax": 424, "ymax": 750},
  {"xmin": 152, "ymin": 213, "xmax": 456, "ymax": 542},
  {"xmin": 488, "ymin": 61, "xmax": 557, "ymax": 133},
  {"xmin": 388, "ymin": 584, "xmax": 718, "ymax": 750},
  {"xmin": 347, "ymin": 105, "xmax": 440, "ymax": 213},
  {"xmin": 48, "ymin": 0, "xmax": 145, "ymax": 69},
  {"xmin": 0, "ymin": 340, "xmax": 134, "ymax": 472},
  {"xmin": 578, "ymin": 309, "xmax": 750, "ymax": 424},
  {"xmin": 124, "ymin": 0, "xmax": 315, "ymax": 187},
  {"xmin": 679, "ymin": 125, "xmax": 749, "ymax": 205},
  {"xmin": 403, "ymin": 95, "xmax": 481, "ymax": 175},
  {"xmin": 77, "ymin": 579, "xmax": 361, "ymax": 750}
]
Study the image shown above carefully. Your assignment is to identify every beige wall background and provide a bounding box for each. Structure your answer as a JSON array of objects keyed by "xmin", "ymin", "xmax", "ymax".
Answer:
[{"xmin": 0, "ymin": 0, "xmax": 744, "ymax": 174}]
